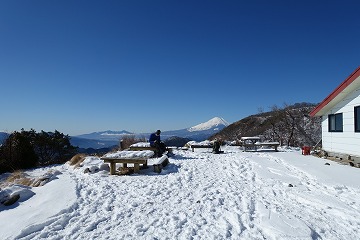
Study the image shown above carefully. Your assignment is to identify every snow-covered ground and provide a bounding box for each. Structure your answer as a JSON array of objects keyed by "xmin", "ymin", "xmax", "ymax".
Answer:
[{"xmin": 1, "ymin": 146, "xmax": 360, "ymax": 240}]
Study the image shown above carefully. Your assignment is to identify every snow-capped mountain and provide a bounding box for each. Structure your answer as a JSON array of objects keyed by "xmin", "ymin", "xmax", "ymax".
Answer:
[
  {"xmin": 71, "ymin": 117, "xmax": 230, "ymax": 148},
  {"xmin": 148, "ymin": 117, "xmax": 230, "ymax": 142},
  {"xmin": 188, "ymin": 117, "xmax": 229, "ymax": 132}
]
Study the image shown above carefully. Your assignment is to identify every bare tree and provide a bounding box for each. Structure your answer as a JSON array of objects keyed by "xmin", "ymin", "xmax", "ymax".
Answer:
[{"xmin": 119, "ymin": 135, "xmax": 146, "ymax": 150}]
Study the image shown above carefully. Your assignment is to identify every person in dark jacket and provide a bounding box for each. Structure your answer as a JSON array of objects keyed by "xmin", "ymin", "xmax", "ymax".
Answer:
[
  {"xmin": 212, "ymin": 138, "xmax": 222, "ymax": 154},
  {"xmin": 149, "ymin": 130, "xmax": 166, "ymax": 157}
]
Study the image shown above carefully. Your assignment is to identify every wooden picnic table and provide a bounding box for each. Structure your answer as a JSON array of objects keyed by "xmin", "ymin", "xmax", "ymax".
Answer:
[
  {"xmin": 101, "ymin": 150, "xmax": 154, "ymax": 175},
  {"xmin": 101, "ymin": 149, "xmax": 171, "ymax": 175},
  {"xmin": 240, "ymin": 137, "xmax": 279, "ymax": 152},
  {"xmin": 101, "ymin": 157, "xmax": 148, "ymax": 174}
]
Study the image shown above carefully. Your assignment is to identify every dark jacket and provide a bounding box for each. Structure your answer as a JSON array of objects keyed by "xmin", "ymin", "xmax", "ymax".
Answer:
[{"xmin": 149, "ymin": 133, "xmax": 160, "ymax": 146}]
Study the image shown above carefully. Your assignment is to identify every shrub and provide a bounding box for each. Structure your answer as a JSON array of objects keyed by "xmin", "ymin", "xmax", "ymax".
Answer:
[
  {"xmin": 0, "ymin": 129, "xmax": 77, "ymax": 173},
  {"xmin": 0, "ymin": 131, "xmax": 38, "ymax": 173}
]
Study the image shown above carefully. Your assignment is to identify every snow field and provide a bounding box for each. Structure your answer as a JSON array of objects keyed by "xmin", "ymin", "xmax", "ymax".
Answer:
[{"xmin": 1, "ymin": 146, "xmax": 360, "ymax": 239}]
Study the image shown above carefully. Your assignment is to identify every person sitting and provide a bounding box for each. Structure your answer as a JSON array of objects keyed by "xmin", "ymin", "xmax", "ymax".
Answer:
[
  {"xmin": 212, "ymin": 138, "xmax": 222, "ymax": 154},
  {"xmin": 149, "ymin": 130, "xmax": 166, "ymax": 157}
]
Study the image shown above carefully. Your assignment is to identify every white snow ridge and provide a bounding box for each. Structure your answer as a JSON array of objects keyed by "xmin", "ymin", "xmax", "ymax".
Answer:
[{"xmin": 188, "ymin": 117, "xmax": 229, "ymax": 132}]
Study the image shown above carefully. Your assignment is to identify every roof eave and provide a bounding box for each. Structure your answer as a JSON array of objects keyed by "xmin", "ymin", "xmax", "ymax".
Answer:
[{"xmin": 310, "ymin": 66, "xmax": 360, "ymax": 117}]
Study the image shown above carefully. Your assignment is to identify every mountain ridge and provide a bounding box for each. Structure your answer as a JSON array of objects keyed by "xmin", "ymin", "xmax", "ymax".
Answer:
[
  {"xmin": 72, "ymin": 116, "xmax": 229, "ymax": 148},
  {"xmin": 211, "ymin": 103, "xmax": 321, "ymax": 146}
]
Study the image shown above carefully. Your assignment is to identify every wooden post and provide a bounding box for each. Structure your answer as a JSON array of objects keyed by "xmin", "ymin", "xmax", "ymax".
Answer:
[
  {"xmin": 134, "ymin": 163, "xmax": 140, "ymax": 173},
  {"xmin": 154, "ymin": 164, "xmax": 161, "ymax": 173},
  {"xmin": 119, "ymin": 140, "xmax": 124, "ymax": 150},
  {"xmin": 110, "ymin": 162, "xmax": 116, "ymax": 175}
]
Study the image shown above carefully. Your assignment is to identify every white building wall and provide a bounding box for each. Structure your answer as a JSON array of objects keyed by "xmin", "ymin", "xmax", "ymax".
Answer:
[{"xmin": 322, "ymin": 87, "xmax": 360, "ymax": 156}]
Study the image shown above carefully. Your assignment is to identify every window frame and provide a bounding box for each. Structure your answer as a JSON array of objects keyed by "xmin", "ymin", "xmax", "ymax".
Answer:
[
  {"xmin": 355, "ymin": 106, "xmax": 360, "ymax": 132},
  {"xmin": 328, "ymin": 113, "xmax": 343, "ymax": 132}
]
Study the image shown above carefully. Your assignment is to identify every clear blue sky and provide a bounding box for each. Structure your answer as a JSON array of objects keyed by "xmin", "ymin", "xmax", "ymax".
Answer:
[{"xmin": 1, "ymin": 0, "xmax": 359, "ymax": 135}]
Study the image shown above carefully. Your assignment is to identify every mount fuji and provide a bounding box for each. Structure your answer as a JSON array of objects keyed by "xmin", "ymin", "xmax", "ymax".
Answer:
[
  {"xmin": 187, "ymin": 117, "xmax": 229, "ymax": 132},
  {"xmin": 71, "ymin": 117, "xmax": 230, "ymax": 149},
  {"xmin": 160, "ymin": 117, "xmax": 230, "ymax": 141}
]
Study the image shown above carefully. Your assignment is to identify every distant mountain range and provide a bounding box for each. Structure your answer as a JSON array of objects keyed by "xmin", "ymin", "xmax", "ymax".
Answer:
[
  {"xmin": 0, "ymin": 117, "xmax": 229, "ymax": 149},
  {"xmin": 75, "ymin": 130, "xmax": 133, "ymax": 141},
  {"xmin": 72, "ymin": 117, "xmax": 229, "ymax": 148}
]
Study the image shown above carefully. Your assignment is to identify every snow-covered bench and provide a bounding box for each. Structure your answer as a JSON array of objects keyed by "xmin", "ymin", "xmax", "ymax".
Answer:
[
  {"xmin": 129, "ymin": 142, "xmax": 173, "ymax": 154},
  {"xmin": 101, "ymin": 150, "xmax": 154, "ymax": 174},
  {"xmin": 148, "ymin": 151, "xmax": 169, "ymax": 173},
  {"xmin": 187, "ymin": 140, "xmax": 213, "ymax": 152},
  {"xmin": 240, "ymin": 137, "xmax": 279, "ymax": 152},
  {"xmin": 190, "ymin": 144, "xmax": 213, "ymax": 152},
  {"xmin": 129, "ymin": 142, "xmax": 157, "ymax": 151},
  {"xmin": 254, "ymin": 142, "xmax": 280, "ymax": 151}
]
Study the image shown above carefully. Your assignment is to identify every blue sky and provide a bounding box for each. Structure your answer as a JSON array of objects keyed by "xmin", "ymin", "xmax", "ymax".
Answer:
[{"xmin": 1, "ymin": 0, "xmax": 359, "ymax": 135}]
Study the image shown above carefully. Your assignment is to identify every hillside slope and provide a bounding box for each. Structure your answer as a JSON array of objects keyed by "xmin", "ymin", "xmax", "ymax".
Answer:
[{"xmin": 211, "ymin": 103, "xmax": 321, "ymax": 146}]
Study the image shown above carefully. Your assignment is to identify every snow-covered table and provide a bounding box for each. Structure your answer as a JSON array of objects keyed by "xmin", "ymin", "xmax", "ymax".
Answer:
[
  {"xmin": 101, "ymin": 150, "xmax": 154, "ymax": 174},
  {"xmin": 101, "ymin": 150, "xmax": 170, "ymax": 174}
]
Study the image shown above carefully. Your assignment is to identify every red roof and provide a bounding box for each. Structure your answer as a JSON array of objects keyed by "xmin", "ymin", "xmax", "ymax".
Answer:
[{"xmin": 310, "ymin": 66, "xmax": 360, "ymax": 117}]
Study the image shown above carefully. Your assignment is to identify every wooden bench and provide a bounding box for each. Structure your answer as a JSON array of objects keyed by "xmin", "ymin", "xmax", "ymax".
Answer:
[
  {"xmin": 256, "ymin": 142, "xmax": 280, "ymax": 151},
  {"xmin": 152, "ymin": 154, "xmax": 169, "ymax": 173},
  {"xmin": 129, "ymin": 142, "xmax": 173, "ymax": 154},
  {"xmin": 240, "ymin": 137, "xmax": 279, "ymax": 152},
  {"xmin": 129, "ymin": 146, "xmax": 157, "ymax": 151},
  {"xmin": 101, "ymin": 157, "xmax": 148, "ymax": 174},
  {"xmin": 242, "ymin": 142, "xmax": 280, "ymax": 152},
  {"xmin": 190, "ymin": 144, "xmax": 213, "ymax": 152},
  {"xmin": 129, "ymin": 146, "xmax": 173, "ymax": 154}
]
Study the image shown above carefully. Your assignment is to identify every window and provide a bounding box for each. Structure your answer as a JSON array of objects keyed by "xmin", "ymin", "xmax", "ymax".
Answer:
[
  {"xmin": 328, "ymin": 113, "xmax": 343, "ymax": 132},
  {"xmin": 355, "ymin": 106, "xmax": 360, "ymax": 132}
]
